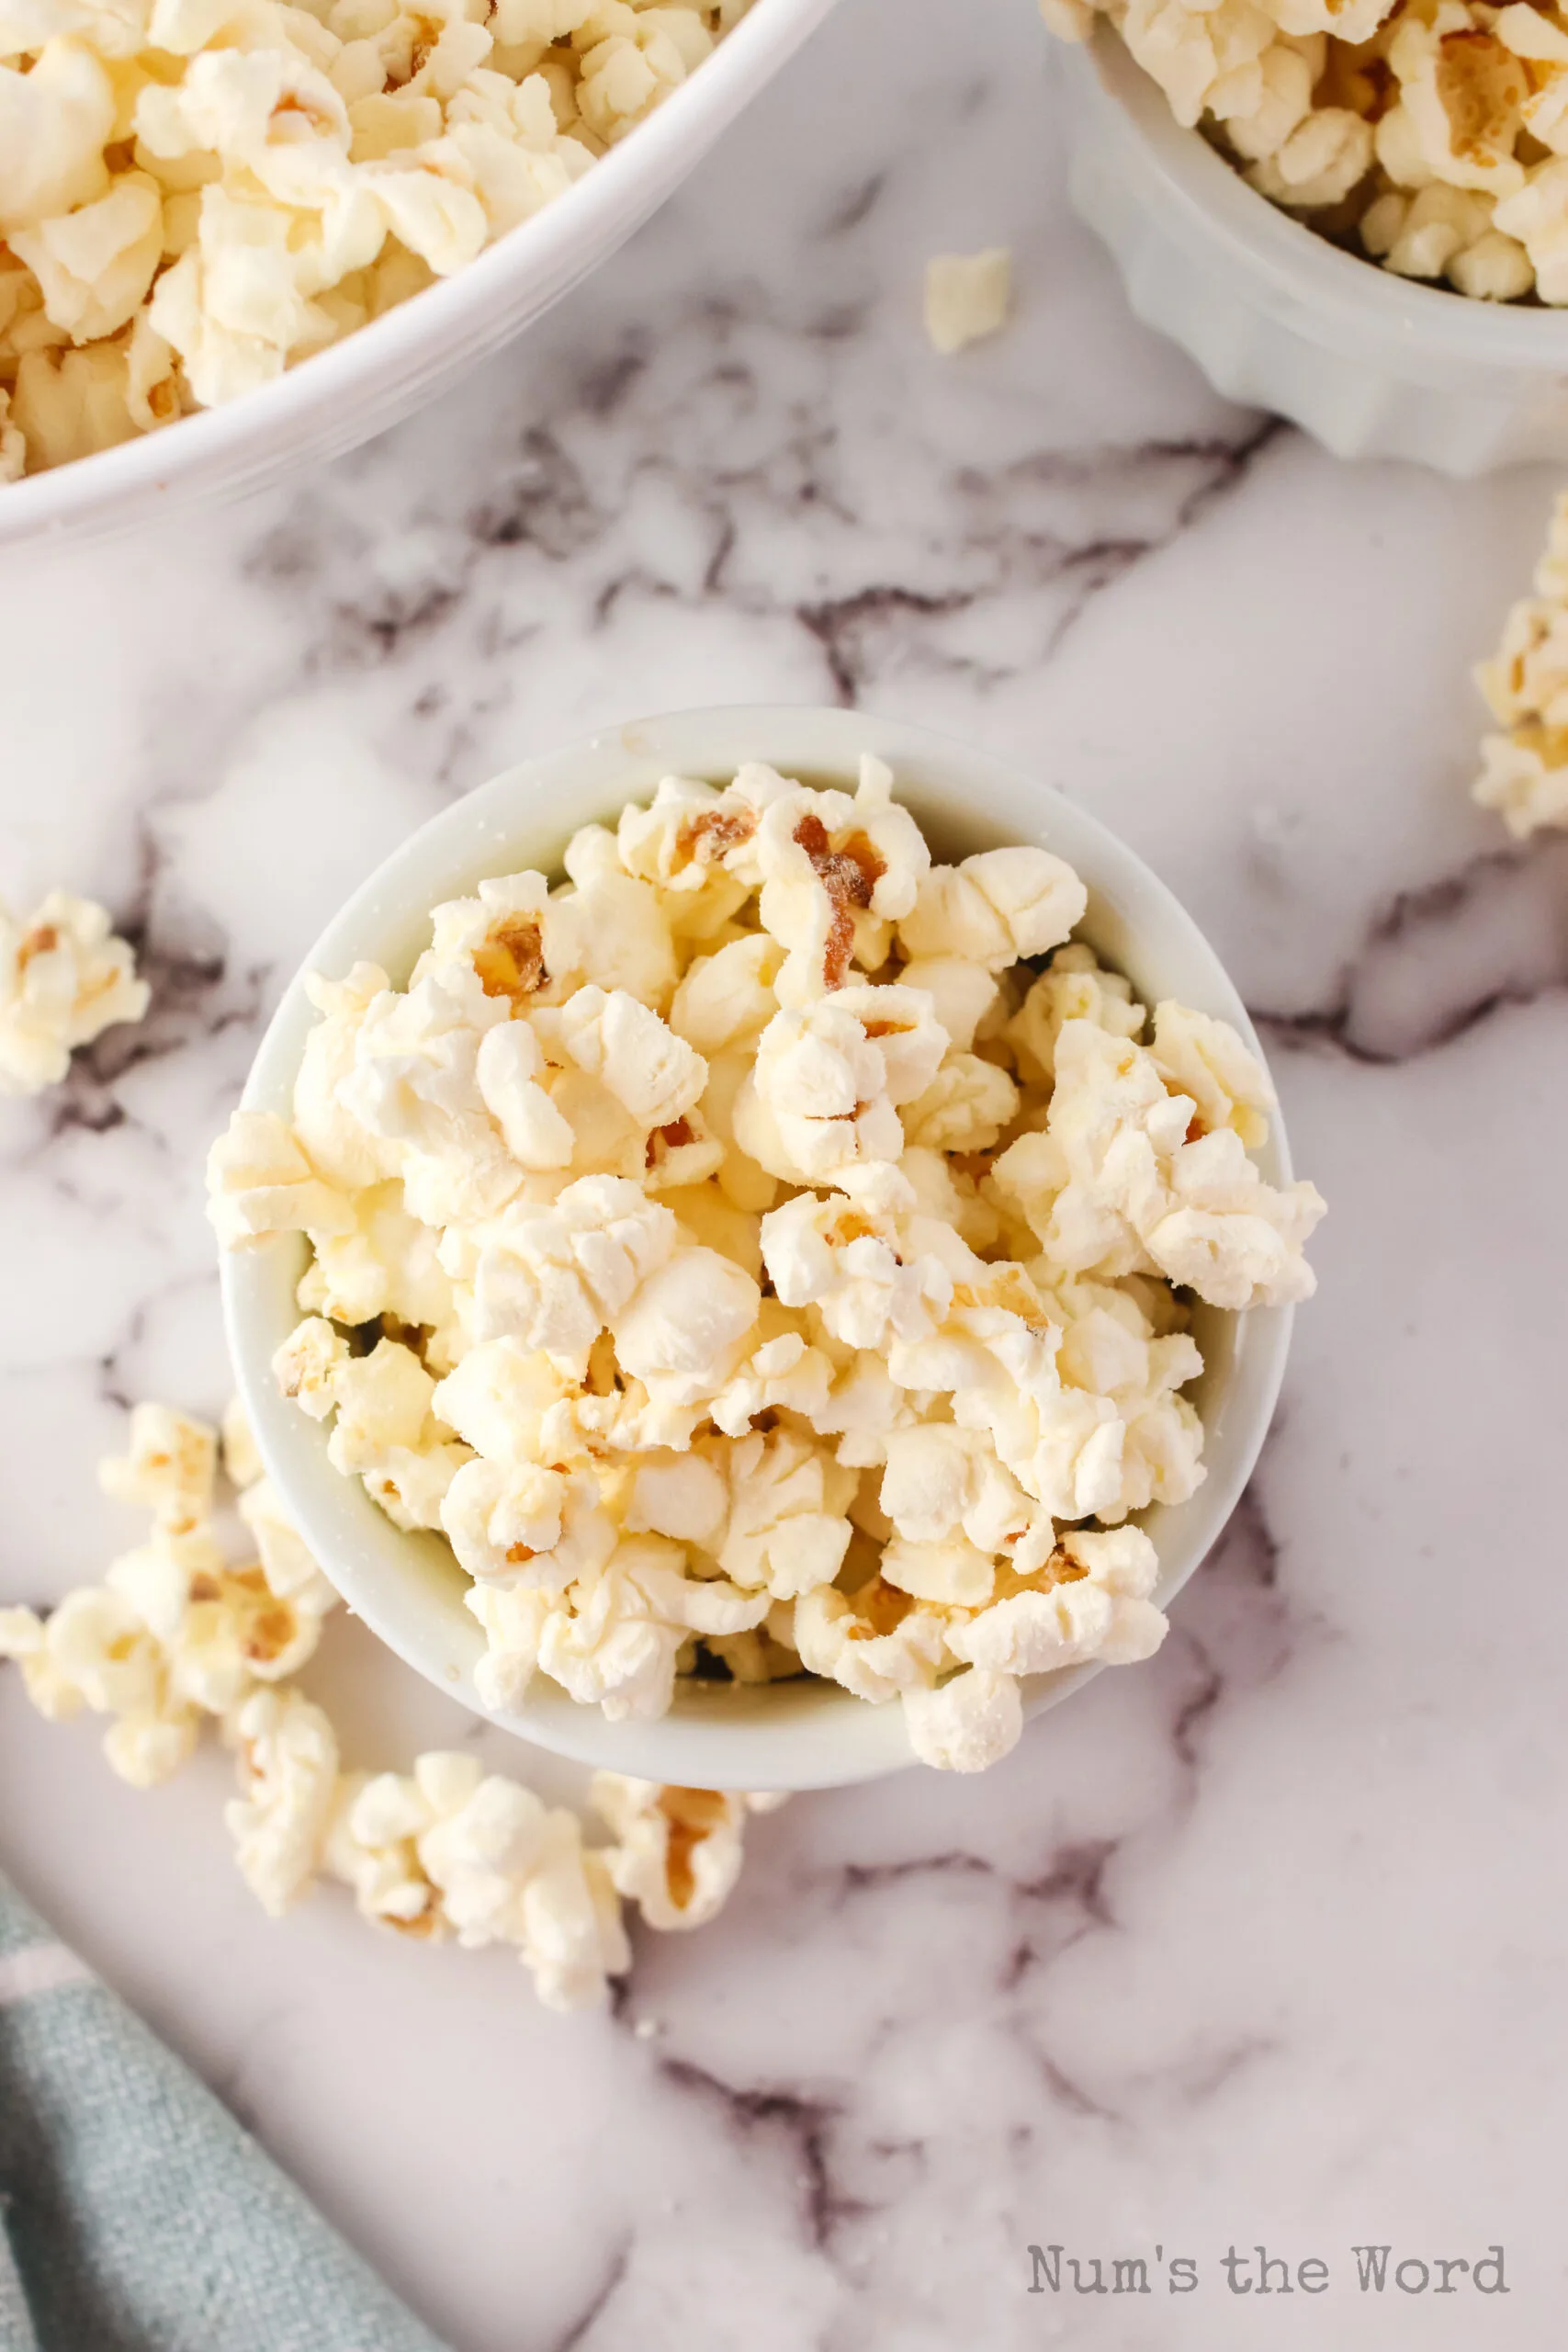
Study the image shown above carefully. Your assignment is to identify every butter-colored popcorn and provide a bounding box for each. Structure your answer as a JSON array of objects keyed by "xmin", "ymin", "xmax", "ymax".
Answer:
[
  {"xmin": 0, "ymin": 890, "xmax": 150, "ymax": 1093},
  {"xmin": 98, "ymin": 1402, "xmax": 217, "ymax": 1537},
  {"xmin": 902, "ymin": 1665, "xmax": 1023, "ymax": 1773},
  {"xmin": 793, "ymin": 1574, "xmax": 949, "ymax": 1703},
  {"xmin": 591, "ymin": 1773, "xmax": 776, "ymax": 1930},
  {"xmin": 736, "ymin": 984, "xmax": 946, "ymax": 1187},
  {"xmin": 1035, "ymin": 0, "xmax": 1568, "ymax": 304},
  {"xmin": 897, "ymin": 845, "xmax": 1087, "ymax": 972},
  {"xmin": 0, "ymin": 3, "xmax": 749, "ymax": 478},
  {"xmin": 207, "ymin": 1109, "xmax": 353, "ymax": 1249},
  {"xmin": 1147, "ymin": 1001, "xmax": 1274, "ymax": 1148},
  {"xmin": 327, "ymin": 1749, "xmax": 630, "ymax": 2007},
  {"xmin": 225, "ymin": 1684, "xmax": 340, "ymax": 1917},
  {"xmin": 209, "ymin": 760, "xmax": 1324, "ymax": 1770},
  {"xmin": 221, "ymin": 1394, "xmax": 265, "ymax": 1492},
  {"xmin": 472, "ymin": 1174, "xmax": 680, "ymax": 1371},
  {"xmin": 900, "ymin": 1051, "xmax": 1020, "ymax": 1154},
  {"xmin": 924, "ymin": 248, "xmax": 1012, "ymax": 356},
  {"xmin": 944, "ymin": 1526, "xmax": 1168, "ymax": 1677},
  {"xmin": 754, "ymin": 758, "xmax": 930, "ymax": 1001},
  {"xmin": 1473, "ymin": 492, "xmax": 1568, "ymax": 833},
  {"xmin": 993, "ymin": 1020, "xmax": 1324, "ymax": 1310},
  {"xmin": 1006, "ymin": 942, "xmax": 1144, "ymax": 1084}
]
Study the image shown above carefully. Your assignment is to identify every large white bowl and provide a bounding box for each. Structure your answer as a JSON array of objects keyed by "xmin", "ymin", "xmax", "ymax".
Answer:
[
  {"xmin": 1060, "ymin": 27, "xmax": 1568, "ymax": 476},
  {"xmin": 0, "ymin": 0, "xmax": 838, "ymax": 553},
  {"xmin": 221, "ymin": 706, "xmax": 1297, "ymax": 1790}
]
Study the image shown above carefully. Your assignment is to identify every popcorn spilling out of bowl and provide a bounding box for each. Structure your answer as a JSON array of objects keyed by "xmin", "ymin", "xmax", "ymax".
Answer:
[
  {"xmin": 0, "ymin": 1394, "xmax": 779, "ymax": 2010},
  {"xmin": 1040, "ymin": 0, "xmax": 1568, "ymax": 304},
  {"xmin": 208, "ymin": 757, "xmax": 1326, "ymax": 1775},
  {"xmin": 0, "ymin": 890, "xmax": 149, "ymax": 1092},
  {"xmin": 0, "ymin": 0, "xmax": 753, "ymax": 481},
  {"xmin": 1475, "ymin": 484, "xmax": 1568, "ymax": 834}
]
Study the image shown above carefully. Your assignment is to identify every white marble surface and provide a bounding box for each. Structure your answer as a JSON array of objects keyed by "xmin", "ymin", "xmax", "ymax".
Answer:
[{"xmin": 3, "ymin": 0, "xmax": 1566, "ymax": 2344}]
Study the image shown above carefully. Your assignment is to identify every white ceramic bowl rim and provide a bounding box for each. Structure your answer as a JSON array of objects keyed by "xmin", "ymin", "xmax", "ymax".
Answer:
[
  {"xmin": 221, "ymin": 705, "xmax": 1296, "ymax": 1789},
  {"xmin": 1082, "ymin": 23, "xmax": 1568, "ymax": 368},
  {"xmin": 0, "ymin": 0, "xmax": 837, "ymax": 547}
]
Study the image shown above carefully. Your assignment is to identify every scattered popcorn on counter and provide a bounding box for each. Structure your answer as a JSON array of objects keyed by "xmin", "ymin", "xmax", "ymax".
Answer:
[
  {"xmin": 0, "ymin": 890, "xmax": 149, "ymax": 1093},
  {"xmin": 0, "ymin": 1, "xmax": 754, "ymax": 480},
  {"xmin": 1475, "ymin": 485, "xmax": 1568, "ymax": 835},
  {"xmin": 0, "ymin": 1390, "xmax": 783, "ymax": 2011},
  {"xmin": 1037, "ymin": 0, "xmax": 1568, "ymax": 304},
  {"xmin": 924, "ymin": 248, "xmax": 1013, "ymax": 355},
  {"xmin": 0, "ymin": 1398, "xmax": 335, "ymax": 1789},
  {"xmin": 208, "ymin": 756, "xmax": 1326, "ymax": 1773}
]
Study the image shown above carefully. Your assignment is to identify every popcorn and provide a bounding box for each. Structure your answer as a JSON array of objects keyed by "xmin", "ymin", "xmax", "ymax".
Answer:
[
  {"xmin": 924, "ymin": 248, "xmax": 1012, "ymax": 356},
  {"xmin": 225, "ymin": 1685, "xmax": 340, "ymax": 1917},
  {"xmin": 557, "ymin": 984, "xmax": 706, "ymax": 1126},
  {"xmin": 209, "ymin": 759, "xmax": 1325, "ymax": 1768},
  {"xmin": 736, "ymin": 984, "xmax": 947, "ymax": 1187},
  {"xmin": 0, "ymin": 891, "xmax": 150, "ymax": 1093},
  {"xmin": 1474, "ymin": 488, "xmax": 1568, "ymax": 834},
  {"xmin": 897, "ymin": 846, "xmax": 1087, "ymax": 971},
  {"xmin": 1036, "ymin": 0, "xmax": 1568, "ymax": 302},
  {"xmin": 326, "ymin": 1750, "xmax": 630, "ymax": 2007},
  {"xmin": 591, "ymin": 1773, "xmax": 776, "ymax": 1930},
  {"xmin": 98, "ymin": 1403, "xmax": 217, "ymax": 1537},
  {"xmin": 943, "ymin": 1526, "xmax": 1168, "ymax": 1676},
  {"xmin": 1, "ymin": 1394, "xmax": 770, "ymax": 2010},
  {"xmin": 0, "ymin": 3, "xmax": 748, "ymax": 477},
  {"xmin": 992, "ymin": 1020, "xmax": 1325, "ymax": 1310},
  {"xmin": 207, "ymin": 1110, "xmax": 353, "ymax": 1249},
  {"xmin": 1147, "ymin": 1001, "xmax": 1274, "ymax": 1148}
]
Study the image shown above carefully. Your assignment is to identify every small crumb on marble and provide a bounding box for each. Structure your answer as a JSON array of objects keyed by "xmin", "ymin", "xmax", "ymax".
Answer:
[{"xmin": 924, "ymin": 249, "xmax": 1013, "ymax": 355}]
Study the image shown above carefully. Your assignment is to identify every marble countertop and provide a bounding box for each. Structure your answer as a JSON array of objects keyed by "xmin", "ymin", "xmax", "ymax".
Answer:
[{"xmin": 3, "ymin": 0, "xmax": 1565, "ymax": 2343}]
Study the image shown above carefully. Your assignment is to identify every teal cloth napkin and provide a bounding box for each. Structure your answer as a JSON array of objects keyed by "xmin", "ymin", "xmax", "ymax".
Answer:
[{"xmin": 0, "ymin": 1874, "xmax": 446, "ymax": 2352}]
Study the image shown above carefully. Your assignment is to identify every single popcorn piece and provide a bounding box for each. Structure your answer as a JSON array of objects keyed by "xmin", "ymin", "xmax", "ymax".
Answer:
[
  {"xmin": 591, "ymin": 1774, "xmax": 778, "ymax": 1931},
  {"xmin": 224, "ymin": 1685, "xmax": 340, "ymax": 1917},
  {"xmin": 207, "ymin": 757, "xmax": 1325, "ymax": 1769},
  {"xmin": 98, "ymin": 1403, "xmax": 217, "ymax": 1537},
  {"xmin": 207, "ymin": 1111, "xmax": 354, "ymax": 1249},
  {"xmin": 0, "ymin": 892, "xmax": 150, "ymax": 1093},
  {"xmin": 924, "ymin": 248, "xmax": 1012, "ymax": 355},
  {"xmin": 897, "ymin": 844, "xmax": 1087, "ymax": 971},
  {"xmin": 221, "ymin": 1396, "xmax": 265, "ymax": 1492},
  {"xmin": 0, "ymin": 5, "xmax": 750, "ymax": 480},
  {"xmin": 1033, "ymin": 0, "xmax": 1568, "ymax": 305},
  {"xmin": 902, "ymin": 1667, "xmax": 1023, "ymax": 1773}
]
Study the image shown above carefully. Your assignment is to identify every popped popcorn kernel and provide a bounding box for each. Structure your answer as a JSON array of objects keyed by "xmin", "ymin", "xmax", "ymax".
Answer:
[
  {"xmin": 924, "ymin": 247, "xmax": 1012, "ymax": 355},
  {"xmin": 0, "ymin": 0, "xmax": 750, "ymax": 476},
  {"xmin": 0, "ymin": 891, "xmax": 149, "ymax": 1093},
  {"xmin": 1474, "ymin": 487, "xmax": 1568, "ymax": 835}
]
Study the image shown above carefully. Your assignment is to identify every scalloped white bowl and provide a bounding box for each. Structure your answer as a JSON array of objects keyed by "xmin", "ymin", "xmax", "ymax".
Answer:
[
  {"xmin": 1061, "ymin": 25, "xmax": 1568, "ymax": 476},
  {"xmin": 0, "ymin": 0, "xmax": 839, "ymax": 552},
  {"xmin": 221, "ymin": 706, "xmax": 1297, "ymax": 1789}
]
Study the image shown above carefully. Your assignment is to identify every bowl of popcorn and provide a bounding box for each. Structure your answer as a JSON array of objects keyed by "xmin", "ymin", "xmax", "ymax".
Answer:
[
  {"xmin": 213, "ymin": 706, "xmax": 1325, "ymax": 1791},
  {"xmin": 1045, "ymin": 2, "xmax": 1568, "ymax": 474},
  {"xmin": 0, "ymin": 0, "xmax": 837, "ymax": 547}
]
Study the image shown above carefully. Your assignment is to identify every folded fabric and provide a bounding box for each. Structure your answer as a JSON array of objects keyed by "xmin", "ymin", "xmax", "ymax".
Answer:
[{"xmin": 0, "ymin": 1871, "xmax": 447, "ymax": 2352}]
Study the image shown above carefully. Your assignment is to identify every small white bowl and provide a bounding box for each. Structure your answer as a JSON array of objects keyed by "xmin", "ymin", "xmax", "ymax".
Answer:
[
  {"xmin": 1060, "ymin": 27, "xmax": 1568, "ymax": 476},
  {"xmin": 0, "ymin": 0, "xmax": 838, "ymax": 552},
  {"xmin": 221, "ymin": 706, "xmax": 1296, "ymax": 1790}
]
